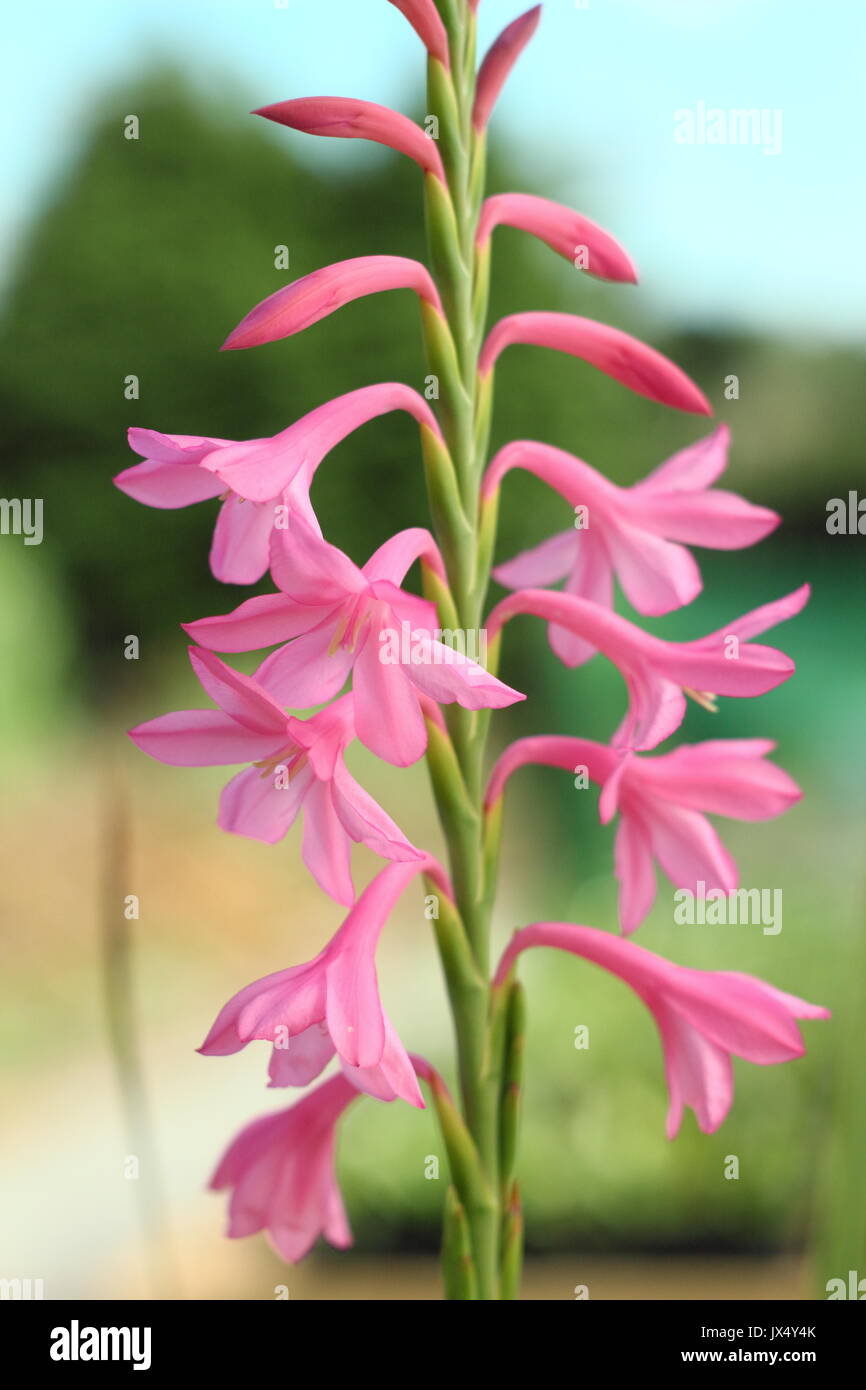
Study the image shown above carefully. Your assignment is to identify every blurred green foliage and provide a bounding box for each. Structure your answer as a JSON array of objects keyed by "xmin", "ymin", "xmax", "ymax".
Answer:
[{"xmin": 2, "ymin": 67, "xmax": 864, "ymax": 1273}]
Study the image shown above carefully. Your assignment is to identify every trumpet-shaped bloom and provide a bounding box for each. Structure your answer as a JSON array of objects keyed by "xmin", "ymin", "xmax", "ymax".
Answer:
[
  {"xmin": 486, "ymin": 428, "xmax": 779, "ymax": 662},
  {"xmin": 495, "ymin": 923, "xmax": 829, "ymax": 1137},
  {"xmin": 209, "ymin": 1073, "xmax": 357, "ymax": 1264},
  {"xmin": 486, "ymin": 736, "xmax": 801, "ymax": 933},
  {"xmin": 114, "ymin": 385, "xmax": 442, "ymax": 581},
  {"xmin": 477, "ymin": 193, "xmax": 638, "ymax": 283},
  {"xmin": 185, "ymin": 519, "xmax": 524, "ymax": 766},
  {"xmin": 255, "ymin": 98, "xmax": 446, "ymax": 181},
  {"xmin": 128, "ymin": 649, "xmax": 421, "ymax": 903},
  {"xmin": 479, "ymin": 312, "xmax": 712, "ymax": 415},
  {"xmin": 473, "ymin": 6, "xmax": 542, "ymax": 131},
  {"xmin": 222, "ymin": 256, "xmax": 442, "ymax": 352},
  {"xmin": 199, "ymin": 859, "xmax": 445, "ymax": 1106},
  {"xmin": 486, "ymin": 584, "xmax": 808, "ymax": 751},
  {"xmin": 387, "ymin": 0, "xmax": 450, "ymax": 66}
]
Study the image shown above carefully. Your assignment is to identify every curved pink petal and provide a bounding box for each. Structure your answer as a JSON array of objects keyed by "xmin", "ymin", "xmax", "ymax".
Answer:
[
  {"xmin": 255, "ymin": 97, "xmax": 446, "ymax": 181},
  {"xmin": 184, "ymin": 592, "xmax": 334, "ymax": 653},
  {"xmin": 199, "ymin": 383, "xmax": 440, "ymax": 503},
  {"xmin": 473, "ymin": 6, "xmax": 542, "ymax": 131},
  {"xmin": 633, "ymin": 425, "xmax": 731, "ymax": 493},
  {"xmin": 331, "ymin": 759, "xmax": 423, "ymax": 862},
  {"xmin": 270, "ymin": 516, "xmax": 367, "ymax": 606},
  {"xmin": 387, "ymin": 0, "xmax": 450, "ymax": 66},
  {"xmin": 405, "ymin": 633, "xmax": 525, "ymax": 711},
  {"xmin": 689, "ymin": 583, "xmax": 810, "ymax": 648},
  {"xmin": 218, "ymin": 762, "xmax": 313, "ymax": 844},
  {"xmin": 480, "ymin": 312, "xmax": 712, "ymax": 415},
  {"xmin": 268, "ymin": 1021, "xmax": 335, "ymax": 1088},
  {"xmin": 301, "ymin": 781, "xmax": 356, "ymax": 906},
  {"xmin": 478, "ymin": 193, "xmax": 637, "ymax": 283},
  {"xmin": 631, "ymin": 488, "xmax": 780, "ymax": 549},
  {"xmin": 343, "ymin": 1013, "xmax": 425, "ymax": 1108},
  {"xmin": 614, "ymin": 813, "xmax": 658, "ymax": 934},
  {"xmin": 642, "ymin": 799, "xmax": 738, "ymax": 897},
  {"xmin": 210, "ymin": 496, "xmax": 277, "ymax": 584},
  {"xmin": 604, "ymin": 518, "xmax": 702, "ymax": 615},
  {"xmin": 113, "ymin": 457, "xmax": 225, "ymax": 508},
  {"xmin": 494, "ymin": 529, "xmax": 577, "ymax": 590},
  {"xmin": 187, "ymin": 647, "xmax": 289, "ymax": 734},
  {"xmin": 362, "ymin": 526, "xmax": 446, "ymax": 585},
  {"xmin": 254, "ymin": 623, "xmax": 356, "ymax": 708},
  {"xmin": 353, "ymin": 626, "xmax": 428, "ymax": 766},
  {"xmin": 550, "ymin": 529, "xmax": 616, "ymax": 667},
  {"xmin": 127, "ymin": 428, "xmax": 234, "ymax": 465},
  {"xmin": 222, "ymin": 256, "xmax": 442, "ymax": 352},
  {"xmin": 640, "ymin": 741, "xmax": 801, "ymax": 820},
  {"xmin": 199, "ymin": 961, "xmax": 325, "ymax": 1059},
  {"xmin": 128, "ymin": 709, "xmax": 279, "ymax": 767}
]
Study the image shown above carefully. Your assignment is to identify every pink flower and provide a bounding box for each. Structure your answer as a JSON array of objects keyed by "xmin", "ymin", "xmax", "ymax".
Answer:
[
  {"xmin": 486, "ymin": 584, "xmax": 808, "ymax": 751},
  {"xmin": 199, "ymin": 858, "xmax": 445, "ymax": 1106},
  {"xmin": 486, "ymin": 427, "xmax": 779, "ymax": 662},
  {"xmin": 222, "ymin": 255, "xmax": 442, "ymax": 352},
  {"xmin": 128, "ymin": 649, "xmax": 421, "ymax": 904},
  {"xmin": 114, "ymin": 385, "xmax": 442, "ymax": 582},
  {"xmin": 495, "ymin": 923, "xmax": 829, "ymax": 1137},
  {"xmin": 473, "ymin": 6, "xmax": 542, "ymax": 131},
  {"xmin": 477, "ymin": 193, "xmax": 638, "ymax": 283},
  {"xmin": 486, "ymin": 736, "xmax": 801, "ymax": 934},
  {"xmin": 209, "ymin": 1073, "xmax": 357, "ymax": 1263},
  {"xmin": 479, "ymin": 312, "xmax": 712, "ymax": 414},
  {"xmin": 387, "ymin": 0, "xmax": 450, "ymax": 67},
  {"xmin": 255, "ymin": 97, "xmax": 446, "ymax": 181},
  {"xmin": 185, "ymin": 519, "xmax": 525, "ymax": 767}
]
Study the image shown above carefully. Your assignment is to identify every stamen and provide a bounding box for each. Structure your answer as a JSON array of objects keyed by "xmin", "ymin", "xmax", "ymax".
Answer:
[{"xmin": 684, "ymin": 687, "xmax": 719, "ymax": 714}]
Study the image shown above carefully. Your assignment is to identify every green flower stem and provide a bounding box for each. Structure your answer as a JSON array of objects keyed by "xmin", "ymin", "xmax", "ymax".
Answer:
[{"xmin": 418, "ymin": 4, "xmax": 514, "ymax": 1300}]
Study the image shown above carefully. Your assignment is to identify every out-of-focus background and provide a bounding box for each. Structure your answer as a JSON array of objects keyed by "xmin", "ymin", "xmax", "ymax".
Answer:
[{"xmin": 2, "ymin": 0, "xmax": 864, "ymax": 1300}]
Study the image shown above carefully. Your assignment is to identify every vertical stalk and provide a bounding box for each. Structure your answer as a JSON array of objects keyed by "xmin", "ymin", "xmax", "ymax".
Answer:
[{"xmin": 419, "ymin": 5, "xmax": 510, "ymax": 1299}]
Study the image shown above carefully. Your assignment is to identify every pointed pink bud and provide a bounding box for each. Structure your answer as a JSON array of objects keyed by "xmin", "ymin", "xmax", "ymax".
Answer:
[
  {"xmin": 495, "ymin": 923, "xmax": 829, "ymax": 1137},
  {"xmin": 210, "ymin": 1073, "xmax": 357, "ymax": 1263},
  {"xmin": 473, "ymin": 6, "xmax": 542, "ymax": 131},
  {"xmin": 255, "ymin": 97, "xmax": 446, "ymax": 182},
  {"xmin": 222, "ymin": 256, "xmax": 443, "ymax": 352},
  {"xmin": 480, "ymin": 312, "xmax": 712, "ymax": 414},
  {"xmin": 477, "ymin": 194, "xmax": 638, "ymax": 283},
  {"xmin": 388, "ymin": 0, "xmax": 450, "ymax": 66}
]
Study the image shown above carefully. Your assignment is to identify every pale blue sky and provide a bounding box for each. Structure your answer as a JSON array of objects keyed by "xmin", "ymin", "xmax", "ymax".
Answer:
[{"xmin": 4, "ymin": 0, "xmax": 865, "ymax": 340}]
